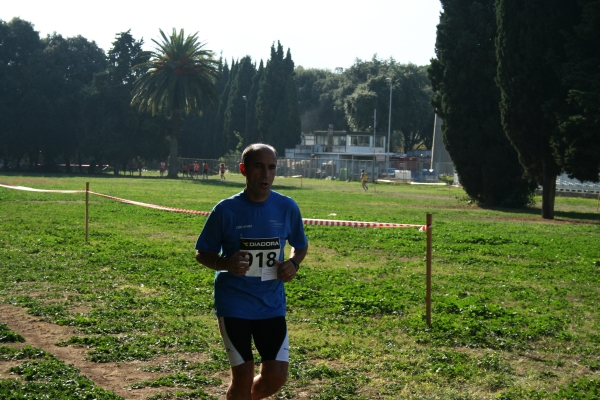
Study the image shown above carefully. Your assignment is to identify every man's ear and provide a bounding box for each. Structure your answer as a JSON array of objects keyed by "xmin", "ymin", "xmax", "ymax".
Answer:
[{"xmin": 239, "ymin": 163, "xmax": 246, "ymax": 176}]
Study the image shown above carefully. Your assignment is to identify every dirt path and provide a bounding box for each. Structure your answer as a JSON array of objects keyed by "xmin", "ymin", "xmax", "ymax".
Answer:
[{"xmin": 0, "ymin": 304, "xmax": 230, "ymax": 399}]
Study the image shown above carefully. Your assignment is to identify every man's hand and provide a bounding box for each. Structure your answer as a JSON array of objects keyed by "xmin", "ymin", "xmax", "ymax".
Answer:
[
  {"xmin": 196, "ymin": 251, "xmax": 250, "ymax": 275},
  {"xmin": 221, "ymin": 251, "xmax": 250, "ymax": 276},
  {"xmin": 275, "ymin": 259, "xmax": 297, "ymax": 283}
]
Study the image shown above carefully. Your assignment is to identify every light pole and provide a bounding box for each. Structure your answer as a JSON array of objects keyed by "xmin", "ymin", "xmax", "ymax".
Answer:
[
  {"xmin": 373, "ymin": 109, "xmax": 376, "ymax": 183},
  {"xmin": 386, "ymin": 77, "xmax": 392, "ymax": 176},
  {"xmin": 242, "ymin": 95, "xmax": 248, "ymax": 147}
]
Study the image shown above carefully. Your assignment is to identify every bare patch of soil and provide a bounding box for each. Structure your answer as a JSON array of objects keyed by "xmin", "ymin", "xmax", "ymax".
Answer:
[{"xmin": 0, "ymin": 304, "xmax": 231, "ymax": 399}]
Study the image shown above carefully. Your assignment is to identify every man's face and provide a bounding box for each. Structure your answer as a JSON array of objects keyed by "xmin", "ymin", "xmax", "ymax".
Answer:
[{"xmin": 240, "ymin": 147, "xmax": 277, "ymax": 202}]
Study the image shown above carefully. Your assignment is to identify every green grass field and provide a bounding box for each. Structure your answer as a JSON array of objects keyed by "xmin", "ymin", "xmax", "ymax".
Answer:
[{"xmin": 1, "ymin": 172, "xmax": 599, "ymax": 399}]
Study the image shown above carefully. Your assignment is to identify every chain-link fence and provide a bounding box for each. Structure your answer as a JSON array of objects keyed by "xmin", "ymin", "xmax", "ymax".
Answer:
[{"xmin": 171, "ymin": 156, "xmax": 457, "ymax": 184}]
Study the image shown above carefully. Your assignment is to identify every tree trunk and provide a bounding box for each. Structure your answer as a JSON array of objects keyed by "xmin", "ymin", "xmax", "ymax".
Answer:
[
  {"xmin": 78, "ymin": 153, "xmax": 83, "ymax": 174},
  {"xmin": 64, "ymin": 155, "xmax": 72, "ymax": 173},
  {"xmin": 168, "ymin": 108, "xmax": 181, "ymax": 179},
  {"xmin": 541, "ymin": 171, "xmax": 557, "ymax": 219}
]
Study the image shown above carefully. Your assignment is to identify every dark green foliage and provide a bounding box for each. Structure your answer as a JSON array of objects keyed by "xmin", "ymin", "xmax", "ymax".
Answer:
[
  {"xmin": 0, "ymin": 322, "xmax": 24, "ymax": 343},
  {"xmin": 0, "ymin": 345, "xmax": 54, "ymax": 361},
  {"xmin": 38, "ymin": 33, "xmax": 108, "ymax": 172},
  {"xmin": 256, "ymin": 42, "xmax": 301, "ymax": 154},
  {"xmin": 80, "ymin": 31, "xmax": 168, "ymax": 173},
  {"xmin": 58, "ymin": 333, "xmax": 209, "ymax": 362},
  {"xmin": 295, "ymin": 67, "xmax": 349, "ymax": 133},
  {"xmin": 554, "ymin": 0, "xmax": 600, "ymax": 183},
  {"xmin": 130, "ymin": 372, "xmax": 220, "ymax": 389},
  {"xmin": 146, "ymin": 389, "xmax": 216, "ymax": 399},
  {"xmin": 223, "ymin": 56, "xmax": 256, "ymax": 150},
  {"xmin": 1, "ymin": 359, "xmax": 123, "ymax": 399},
  {"xmin": 82, "ymin": 80, "xmax": 169, "ymax": 172},
  {"xmin": 180, "ymin": 58, "xmax": 231, "ymax": 159},
  {"xmin": 298, "ymin": 57, "xmax": 435, "ymax": 152},
  {"xmin": 495, "ymin": 0, "xmax": 580, "ymax": 218},
  {"xmin": 345, "ymin": 62, "xmax": 434, "ymax": 152},
  {"xmin": 245, "ymin": 60, "xmax": 264, "ymax": 147},
  {"xmin": 0, "ymin": 18, "xmax": 43, "ymax": 171},
  {"xmin": 131, "ymin": 29, "xmax": 220, "ymax": 178},
  {"xmin": 429, "ymin": 0, "xmax": 537, "ymax": 207}
]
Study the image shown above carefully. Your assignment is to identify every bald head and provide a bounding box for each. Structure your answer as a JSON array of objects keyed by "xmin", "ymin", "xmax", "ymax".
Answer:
[{"xmin": 241, "ymin": 143, "xmax": 277, "ymax": 167}]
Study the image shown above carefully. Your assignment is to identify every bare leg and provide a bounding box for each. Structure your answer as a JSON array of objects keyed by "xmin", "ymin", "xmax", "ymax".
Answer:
[
  {"xmin": 228, "ymin": 361, "xmax": 255, "ymax": 400},
  {"xmin": 252, "ymin": 360, "xmax": 288, "ymax": 400}
]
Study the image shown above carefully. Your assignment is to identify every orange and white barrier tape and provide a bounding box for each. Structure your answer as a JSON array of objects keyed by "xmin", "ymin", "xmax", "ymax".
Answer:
[
  {"xmin": 302, "ymin": 217, "xmax": 427, "ymax": 230},
  {"xmin": 0, "ymin": 183, "xmax": 84, "ymax": 193},
  {"xmin": 89, "ymin": 192, "xmax": 210, "ymax": 216},
  {"xmin": 1, "ymin": 183, "xmax": 427, "ymax": 229}
]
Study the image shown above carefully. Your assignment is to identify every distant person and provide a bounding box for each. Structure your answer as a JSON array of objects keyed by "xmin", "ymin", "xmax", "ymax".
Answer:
[
  {"xmin": 195, "ymin": 143, "xmax": 308, "ymax": 399},
  {"xmin": 202, "ymin": 161, "xmax": 209, "ymax": 179},
  {"xmin": 194, "ymin": 161, "xmax": 200, "ymax": 179},
  {"xmin": 160, "ymin": 161, "xmax": 166, "ymax": 177},
  {"xmin": 220, "ymin": 163, "xmax": 226, "ymax": 181},
  {"xmin": 138, "ymin": 161, "xmax": 143, "ymax": 177},
  {"xmin": 129, "ymin": 161, "xmax": 134, "ymax": 176},
  {"xmin": 360, "ymin": 169, "xmax": 368, "ymax": 191},
  {"xmin": 183, "ymin": 163, "xmax": 188, "ymax": 177},
  {"xmin": 189, "ymin": 162, "xmax": 194, "ymax": 179}
]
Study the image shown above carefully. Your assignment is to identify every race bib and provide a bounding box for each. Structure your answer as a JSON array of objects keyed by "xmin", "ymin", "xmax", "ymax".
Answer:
[{"xmin": 240, "ymin": 237, "xmax": 281, "ymax": 281}]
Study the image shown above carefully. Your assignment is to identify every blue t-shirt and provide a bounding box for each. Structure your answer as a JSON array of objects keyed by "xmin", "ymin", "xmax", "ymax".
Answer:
[{"xmin": 195, "ymin": 190, "xmax": 308, "ymax": 319}]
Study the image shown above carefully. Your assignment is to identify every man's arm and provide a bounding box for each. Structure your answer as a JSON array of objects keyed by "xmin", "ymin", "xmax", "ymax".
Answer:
[
  {"xmin": 277, "ymin": 244, "xmax": 308, "ymax": 283},
  {"xmin": 195, "ymin": 250, "xmax": 250, "ymax": 276},
  {"xmin": 289, "ymin": 245, "xmax": 308, "ymax": 266}
]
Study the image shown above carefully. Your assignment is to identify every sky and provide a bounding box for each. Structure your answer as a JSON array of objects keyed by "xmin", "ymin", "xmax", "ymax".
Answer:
[{"xmin": 1, "ymin": 0, "xmax": 442, "ymax": 71}]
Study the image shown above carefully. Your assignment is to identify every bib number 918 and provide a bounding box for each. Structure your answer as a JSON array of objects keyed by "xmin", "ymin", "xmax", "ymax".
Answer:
[{"xmin": 248, "ymin": 251, "xmax": 278, "ymax": 268}]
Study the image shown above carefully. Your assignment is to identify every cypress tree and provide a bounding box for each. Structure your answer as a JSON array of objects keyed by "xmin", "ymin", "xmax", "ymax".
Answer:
[
  {"xmin": 180, "ymin": 57, "xmax": 228, "ymax": 159},
  {"xmin": 554, "ymin": 0, "xmax": 600, "ymax": 182},
  {"xmin": 247, "ymin": 60, "xmax": 263, "ymax": 144},
  {"xmin": 496, "ymin": 0, "xmax": 579, "ymax": 218},
  {"xmin": 428, "ymin": 0, "xmax": 536, "ymax": 207},
  {"xmin": 213, "ymin": 59, "xmax": 234, "ymax": 158},
  {"xmin": 256, "ymin": 42, "xmax": 301, "ymax": 154},
  {"xmin": 223, "ymin": 56, "xmax": 256, "ymax": 151}
]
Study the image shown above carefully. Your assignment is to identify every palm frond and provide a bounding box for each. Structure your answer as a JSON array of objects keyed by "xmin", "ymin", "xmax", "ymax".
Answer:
[{"xmin": 131, "ymin": 28, "xmax": 220, "ymax": 117}]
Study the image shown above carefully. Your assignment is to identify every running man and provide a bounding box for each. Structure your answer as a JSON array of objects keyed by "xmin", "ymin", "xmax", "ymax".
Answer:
[
  {"xmin": 220, "ymin": 163, "xmax": 226, "ymax": 181},
  {"xmin": 360, "ymin": 169, "xmax": 368, "ymax": 191},
  {"xmin": 195, "ymin": 144, "xmax": 308, "ymax": 399}
]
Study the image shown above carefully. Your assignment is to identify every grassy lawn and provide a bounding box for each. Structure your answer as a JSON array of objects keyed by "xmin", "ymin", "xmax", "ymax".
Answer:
[{"xmin": 1, "ymin": 172, "xmax": 599, "ymax": 399}]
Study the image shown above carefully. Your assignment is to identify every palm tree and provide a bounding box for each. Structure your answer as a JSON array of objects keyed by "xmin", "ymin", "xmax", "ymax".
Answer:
[{"xmin": 131, "ymin": 29, "xmax": 220, "ymax": 178}]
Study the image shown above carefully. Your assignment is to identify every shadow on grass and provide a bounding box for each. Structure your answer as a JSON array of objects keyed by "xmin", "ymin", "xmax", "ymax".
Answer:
[
  {"xmin": 480, "ymin": 204, "xmax": 600, "ymax": 223},
  {"xmin": 186, "ymin": 178, "xmax": 245, "ymax": 188}
]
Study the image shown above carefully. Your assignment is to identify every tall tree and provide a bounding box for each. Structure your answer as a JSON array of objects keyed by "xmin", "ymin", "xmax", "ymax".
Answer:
[
  {"xmin": 38, "ymin": 33, "xmax": 107, "ymax": 172},
  {"xmin": 131, "ymin": 28, "xmax": 220, "ymax": 178},
  {"xmin": 496, "ymin": 0, "xmax": 580, "ymax": 218},
  {"xmin": 246, "ymin": 60, "xmax": 263, "ymax": 145},
  {"xmin": 81, "ymin": 31, "xmax": 158, "ymax": 174},
  {"xmin": 341, "ymin": 59, "xmax": 434, "ymax": 152},
  {"xmin": 428, "ymin": 0, "xmax": 536, "ymax": 207},
  {"xmin": 180, "ymin": 56, "xmax": 230, "ymax": 159},
  {"xmin": 256, "ymin": 42, "xmax": 301, "ymax": 154},
  {"xmin": 0, "ymin": 18, "xmax": 42, "ymax": 170},
  {"xmin": 554, "ymin": 0, "xmax": 600, "ymax": 183},
  {"xmin": 223, "ymin": 56, "xmax": 256, "ymax": 151}
]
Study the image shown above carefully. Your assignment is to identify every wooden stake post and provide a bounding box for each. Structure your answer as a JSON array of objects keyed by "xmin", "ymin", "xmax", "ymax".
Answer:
[
  {"xmin": 426, "ymin": 213, "xmax": 432, "ymax": 326},
  {"xmin": 85, "ymin": 182, "xmax": 89, "ymax": 243}
]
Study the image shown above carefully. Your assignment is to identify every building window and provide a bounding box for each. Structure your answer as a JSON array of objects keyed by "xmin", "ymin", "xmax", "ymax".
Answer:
[
  {"xmin": 350, "ymin": 136, "xmax": 370, "ymax": 146},
  {"xmin": 333, "ymin": 136, "xmax": 346, "ymax": 146},
  {"xmin": 304, "ymin": 135, "xmax": 314, "ymax": 145}
]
